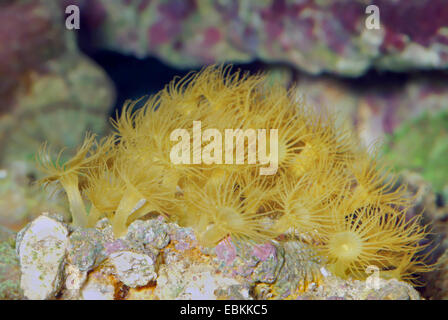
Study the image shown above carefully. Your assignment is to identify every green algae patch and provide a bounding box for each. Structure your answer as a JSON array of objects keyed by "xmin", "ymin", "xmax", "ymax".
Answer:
[
  {"xmin": 0, "ymin": 239, "xmax": 23, "ymax": 300},
  {"xmin": 383, "ymin": 110, "xmax": 448, "ymax": 196}
]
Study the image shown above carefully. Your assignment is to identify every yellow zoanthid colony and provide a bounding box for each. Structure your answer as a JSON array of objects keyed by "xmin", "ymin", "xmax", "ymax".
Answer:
[{"xmin": 37, "ymin": 66, "xmax": 433, "ymax": 283}]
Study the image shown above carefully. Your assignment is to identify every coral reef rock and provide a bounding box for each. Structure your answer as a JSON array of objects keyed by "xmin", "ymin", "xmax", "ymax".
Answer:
[
  {"xmin": 300, "ymin": 274, "xmax": 421, "ymax": 300},
  {"xmin": 75, "ymin": 0, "xmax": 448, "ymax": 76},
  {"xmin": 282, "ymin": 69, "xmax": 448, "ymax": 149},
  {"xmin": 0, "ymin": 0, "xmax": 114, "ymax": 232},
  {"xmin": 16, "ymin": 215, "xmax": 68, "ymax": 300},
  {"xmin": 0, "ymin": 0, "xmax": 115, "ymax": 167},
  {"xmin": 108, "ymin": 251, "xmax": 157, "ymax": 288},
  {"xmin": 423, "ymin": 249, "xmax": 448, "ymax": 300},
  {"xmin": 14, "ymin": 214, "xmax": 424, "ymax": 300},
  {"xmin": 0, "ymin": 0, "xmax": 64, "ymax": 111}
]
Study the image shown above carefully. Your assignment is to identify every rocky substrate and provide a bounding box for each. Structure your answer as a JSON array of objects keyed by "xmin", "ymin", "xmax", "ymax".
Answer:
[{"xmin": 2, "ymin": 213, "xmax": 424, "ymax": 300}]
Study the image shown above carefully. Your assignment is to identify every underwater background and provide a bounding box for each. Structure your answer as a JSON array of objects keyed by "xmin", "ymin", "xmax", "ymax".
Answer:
[{"xmin": 1, "ymin": 0, "xmax": 448, "ymax": 300}]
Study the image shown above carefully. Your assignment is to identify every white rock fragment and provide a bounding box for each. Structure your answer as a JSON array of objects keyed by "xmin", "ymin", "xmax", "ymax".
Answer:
[
  {"xmin": 155, "ymin": 257, "xmax": 242, "ymax": 300},
  {"xmin": 62, "ymin": 264, "xmax": 87, "ymax": 299},
  {"xmin": 82, "ymin": 284, "xmax": 114, "ymax": 300},
  {"xmin": 17, "ymin": 215, "xmax": 68, "ymax": 300},
  {"xmin": 81, "ymin": 270, "xmax": 115, "ymax": 300},
  {"xmin": 109, "ymin": 251, "xmax": 157, "ymax": 288},
  {"xmin": 179, "ymin": 271, "xmax": 242, "ymax": 300}
]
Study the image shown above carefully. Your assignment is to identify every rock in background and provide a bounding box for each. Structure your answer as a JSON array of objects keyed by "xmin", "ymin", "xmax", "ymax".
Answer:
[
  {"xmin": 0, "ymin": 0, "xmax": 115, "ymax": 231},
  {"xmin": 0, "ymin": 163, "xmax": 68, "ymax": 231},
  {"xmin": 0, "ymin": 0, "xmax": 114, "ymax": 166},
  {"xmin": 74, "ymin": 0, "xmax": 448, "ymax": 76}
]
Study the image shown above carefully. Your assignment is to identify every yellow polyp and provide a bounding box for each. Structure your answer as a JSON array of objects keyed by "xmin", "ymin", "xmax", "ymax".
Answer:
[
  {"xmin": 328, "ymin": 231, "xmax": 363, "ymax": 262},
  {"xmin": 204, "ymin": 168, "xmax": 229, "ymax": 189},
  {"xmin": 198, "ymin": 224, "xmax": 227, "ymax": 248},
  {"xmin": 60, "ymin": 174, "xmax": 88, "ymax": 228},
  {"xmin": 351, "ymin": 184, "xmax": 370, "ymax": 205},
  {"xmin": 273, "ymin": 215, "xmax": 292, "ymax": 234},
  {"xmin": 111, "ymin": 187, "xmax": 146, "ymax": 238},
  {"xmin": 127, "ymin": 200, "xmax": 164, "ymax": 224},
  {"xmin": 160, "ymin": 170, "xmax": 181, "ymax": 191},
  {"xmin": 329, "ymin": 261, "xmax": 350, "ymax": 279},
  {"xmin": 87, "ymin": 205, "xmax": 103, "ymax": 228},
  {"xmin": 176, "ymin": 103, "xmax": 197, "ymax": 117},
  {"xmin": 274, "ymin": 203, "xmax": 314, "ymax": 236},
  {"xmin": 290, "ymin": 144, "xmax": 317, "ymax": 177}
]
